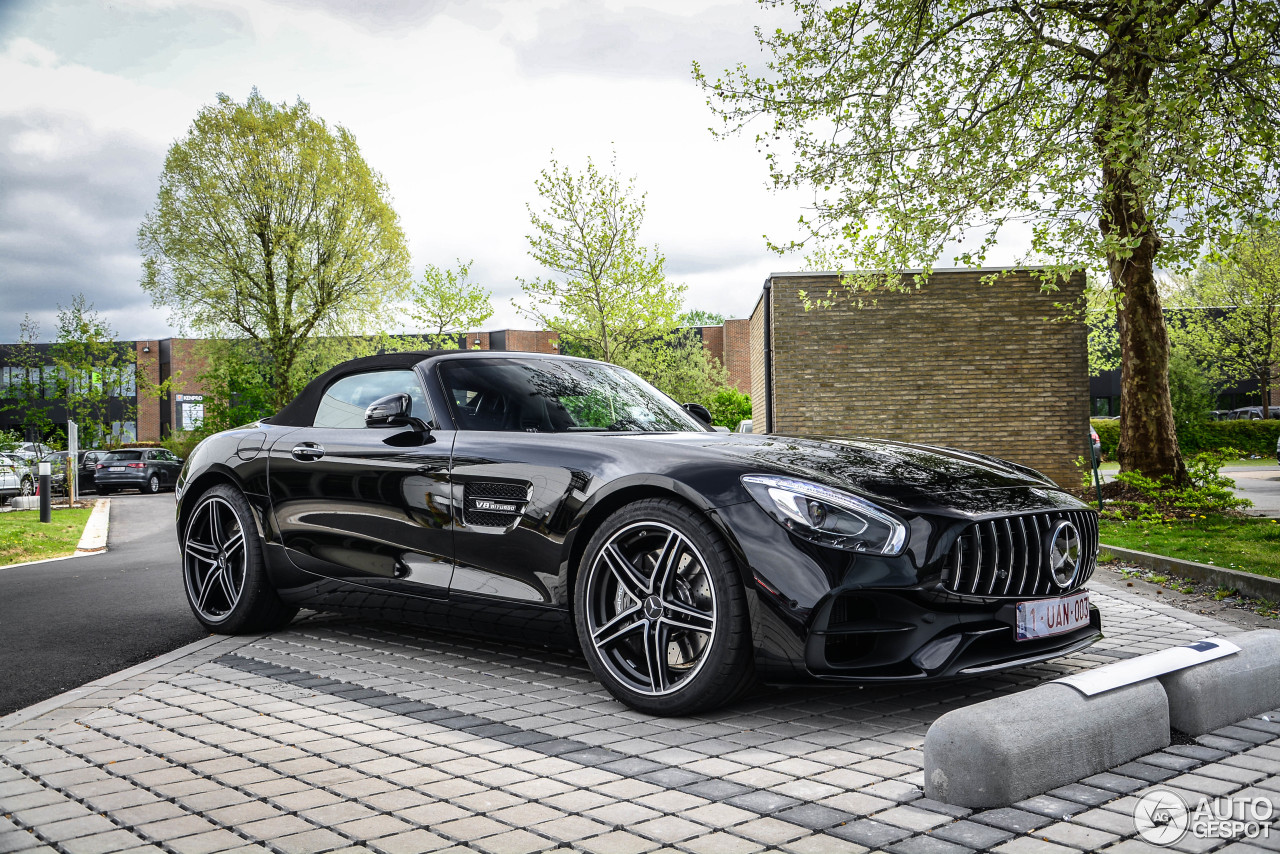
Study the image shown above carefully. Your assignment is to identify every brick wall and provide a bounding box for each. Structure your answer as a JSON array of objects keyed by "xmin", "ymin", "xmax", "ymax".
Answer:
[
  {"xmin": 135, "ymin": 341, "xmax": 160, "ymax": 441},
  {"xmin": 698, "ymin": 325, "xmax": 724, "ymax": 367},
  {"xmin": 748, "ymin": 294, "xmax": 769, "ymax": 433},
  {"xmin": 502, "ymin": 330, "xmax": 559, "ymax": 354},
  {"xmin": 764, "ymin": 269, "xmax": 1088, "ymax": 486},
  {"xmin": 722, "ymin": 318, "xmax": 752, "ymax": 394}
]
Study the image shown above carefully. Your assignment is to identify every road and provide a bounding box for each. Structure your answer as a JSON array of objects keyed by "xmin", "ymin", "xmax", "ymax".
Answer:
[
  {"xmin": 1223, "ymin": 465, "xmax": 1280, "ymax": 518},
  {"xmin": 0, "ymin": 492, "xmax": 208, "ymax": 717}
]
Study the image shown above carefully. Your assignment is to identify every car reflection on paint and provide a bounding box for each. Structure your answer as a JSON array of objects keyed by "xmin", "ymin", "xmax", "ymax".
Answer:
[{"xmin": 174, "ymin": 350, "xmax": 1102, "ymax": 715}]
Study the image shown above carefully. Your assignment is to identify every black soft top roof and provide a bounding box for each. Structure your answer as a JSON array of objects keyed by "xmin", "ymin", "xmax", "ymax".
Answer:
[
  {"xmin": 265, "ymin": 349, "xmax": 584, "ymax": 427},
  {"xmin": 267, "ymin": 351, "xmax": 444, "ymax": 427}
]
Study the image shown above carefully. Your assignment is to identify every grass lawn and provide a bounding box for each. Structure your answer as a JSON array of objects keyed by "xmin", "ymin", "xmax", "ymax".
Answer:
[
  {"xmin": 1095, "ymin": 457, "xmax": 1276, "ymax": 473},
  {"xmin": 0, "ymin": 506, "xmax": 95, "ymax": 567},
  {"xmin": 1099, "ymin": 514, "xmax": 1280, "ymax": 580}
]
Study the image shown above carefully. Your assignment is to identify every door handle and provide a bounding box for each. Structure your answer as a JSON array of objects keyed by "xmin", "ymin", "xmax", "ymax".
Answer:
[{"xmin": 291, "ymin": 443, "xmax": 325, "ymax": 462}]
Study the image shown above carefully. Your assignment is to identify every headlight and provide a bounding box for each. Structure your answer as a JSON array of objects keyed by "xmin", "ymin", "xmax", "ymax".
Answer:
[{"xmin": 742, "ymin": 475, "xmax": 908, "ymax": 555}]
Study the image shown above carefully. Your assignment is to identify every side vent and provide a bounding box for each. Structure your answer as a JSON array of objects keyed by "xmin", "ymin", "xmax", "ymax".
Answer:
[{"xmin": 463, "ymin": 481, "xmax": 530, "ymax": 527}]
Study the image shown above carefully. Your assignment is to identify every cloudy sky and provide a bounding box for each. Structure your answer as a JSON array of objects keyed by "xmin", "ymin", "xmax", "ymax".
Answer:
[{"xmin": 0, "ymin": 0, "xmax": 1019, "ymax": 345}]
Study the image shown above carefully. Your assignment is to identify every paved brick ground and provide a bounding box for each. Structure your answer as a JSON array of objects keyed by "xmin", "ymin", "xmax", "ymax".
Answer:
[{"xmin": 2, "ymin": 579, "xmax": 1277, "ymax": 854}]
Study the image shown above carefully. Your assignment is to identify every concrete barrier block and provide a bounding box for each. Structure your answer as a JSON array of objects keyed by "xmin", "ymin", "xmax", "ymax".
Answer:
[
  {"xmin": 1159, "ymin": 629, "xmax": 1280, "ymax": 736},
  {"xmin": 924, "ymin": 680, "xmax": 1169, "ymax": 808}
]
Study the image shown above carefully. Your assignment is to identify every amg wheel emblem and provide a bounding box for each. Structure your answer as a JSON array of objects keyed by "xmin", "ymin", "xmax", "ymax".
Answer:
[{"xmin": 1046, "ymin": 520, "xmax": 1081, "ymax": 587}]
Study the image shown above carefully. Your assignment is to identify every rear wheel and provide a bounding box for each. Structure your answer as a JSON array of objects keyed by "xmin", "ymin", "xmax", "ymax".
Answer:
[
  {"xmin": 19, "ymin": 478, "xmax": 32, "ymax": 497},
  {"xmin": 97, "ymin": 487, "xmax": 112, "ymax": 496},
  {"xmin": 146, "ymin": 474, "xmax": 161, "ymax": 494},
  {"xmin": 575, "ymin": 498, "xmax": 753, "ymax": 715},
  {"xmin": 181, "ymin": 484, "xmax": 297, "ymax": 633}
]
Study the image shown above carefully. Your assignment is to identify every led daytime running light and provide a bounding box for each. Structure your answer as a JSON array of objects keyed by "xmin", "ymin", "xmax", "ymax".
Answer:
[{"xmin": 742, "ymin": 475, "xmax": 908, "ymax": 555}]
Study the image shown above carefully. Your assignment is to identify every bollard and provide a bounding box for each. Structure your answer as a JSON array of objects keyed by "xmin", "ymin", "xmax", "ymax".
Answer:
[{"xmin": 39, "ymin": 461, "xmax": 51, "ymax": 522}]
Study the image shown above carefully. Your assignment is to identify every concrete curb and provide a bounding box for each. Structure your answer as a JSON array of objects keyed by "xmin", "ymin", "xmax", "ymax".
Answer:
[
  {"xmin": 924, "ymin": 628, "xmax": 1280, "ymax": 807},
  {"xmin": 75, "ymin": 497, "xmax": 110, "ymax": 552},
  {"xmin": 1160, "ymin": 629, "xmax": 1280, "ymax": 735},
  {"xmin": 924, "ymin": 680, "xmax": 1169, "ymax": 807},
  {"xmin": 1100, "ymin": 542, "xmax": 1280, "ymax": 602}
]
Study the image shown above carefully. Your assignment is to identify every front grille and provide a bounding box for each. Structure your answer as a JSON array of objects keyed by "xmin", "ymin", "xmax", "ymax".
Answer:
[{"xmin": 943, "ymin": 510, "xmax": 1097, "ymax": 597}]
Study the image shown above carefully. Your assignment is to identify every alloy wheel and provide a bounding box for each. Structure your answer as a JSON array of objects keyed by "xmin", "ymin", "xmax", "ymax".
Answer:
[
  {"xmin": 19, "ymin": 478, "xmax": 32, "ymax": 496},
  {"xmin": 183, "ymin": 496, "xmax": 247, "ymax": 623},
  {"xmin": 584, "ymin": 521, "xmax": 717, "ymax": 697}
]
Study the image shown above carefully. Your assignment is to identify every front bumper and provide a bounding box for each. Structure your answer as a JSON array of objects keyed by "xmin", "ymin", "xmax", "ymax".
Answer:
[{"xmin": 802, "ymin": 588, "xmax": 1101, "ymax": 680}]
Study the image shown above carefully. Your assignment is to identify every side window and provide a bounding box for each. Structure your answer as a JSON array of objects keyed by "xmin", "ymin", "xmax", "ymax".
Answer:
[{"xmin": 313, "ymin": 369, "xmax": 431, "ymax": 429}]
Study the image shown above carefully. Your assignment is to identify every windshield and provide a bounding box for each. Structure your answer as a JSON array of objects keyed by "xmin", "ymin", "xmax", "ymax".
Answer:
[
  {"xmin": 104, "ymin": 451, "xmax": 144, "ymax": 461},
  {"xmin": 438, "ymin": 358, "xmax": 707, "ymax": 433}
]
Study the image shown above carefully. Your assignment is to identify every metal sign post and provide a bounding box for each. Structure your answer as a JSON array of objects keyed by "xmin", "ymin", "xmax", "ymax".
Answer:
[
  {"xmin": 38, "ymin": 461, "xmax": 51, "ymax": 522},
  {"xmin": 67, "ymin": 420, "xmax": 78, "ymax": 505}
]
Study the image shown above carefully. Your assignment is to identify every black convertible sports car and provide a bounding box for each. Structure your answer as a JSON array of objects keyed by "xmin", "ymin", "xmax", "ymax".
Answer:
[{"xmin": 175, "ymin": 350, "xmax": 1101, "ymax": 715}]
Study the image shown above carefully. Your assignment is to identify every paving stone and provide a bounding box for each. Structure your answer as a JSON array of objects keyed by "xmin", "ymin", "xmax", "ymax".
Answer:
[
  {"xmin": 886, "ymin": 835, "xmax": 976, "ymax": 854},
  {"xmin": 368, "ymin": 829, "xmax": 452, "ymax": 854},
  {"xmin": 781, "ymin": 835, "xmax": 872, "ymax": 854},
  {"xmin": 828, "ymin": 820, "xmax": 913, "ymax": 848},
  {"xmin": 1038, "ymin": 820, "xmax": 1123, "ymax": 850},
  {"xmin": 876, "ymin": 806, "xmax": 952, "ymax": 832},
  {"xmin": 60, "ymin": 829, "xmax": 150, "ymax": 854},
  {"xmin": 576, "ymin": 830, "xmax": 660, "ymax": 854},
  {"xmin": 680, "ymin": 831, "xmax": 768, "ymax": 854},
  {"xmin": 1011, "ymin": 795, "xmax": 1088, "ymax": 820},
  {"xmin": 776, "ymin": 803, "xmax": 858, "ymax": 831},
  {"xmin": 992, "ymin": 837, "xmax": 1079, "ymax": 854},
  {"xmin": 969, "ymin": 808, "xmax": 1054, "ymax": 834},
  {"xmin": 930, "ymin": 819, "xmax": 1015, "ymax": 849}
]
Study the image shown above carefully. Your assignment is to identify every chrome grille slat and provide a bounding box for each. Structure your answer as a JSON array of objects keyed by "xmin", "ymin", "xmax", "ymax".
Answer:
[{"xmin": 943, "ymin": 509, "xmax": 1098, "ymax": 598}]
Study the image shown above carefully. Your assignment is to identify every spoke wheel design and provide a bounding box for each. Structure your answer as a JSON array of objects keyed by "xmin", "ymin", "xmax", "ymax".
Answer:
[
  {"xmin": 585, "ymin": 521, "xmax": 718, "ymax": 697},
  {"xmin": 147, "ymin": 474, "xmax": 160, "ymax": 494},
  {"xmin": 19, "ymin": 478, "xmax": 32, "ymax": 496},
  {"xmin": 183, "ymin": 495, "xmax": 248, "ymax": 624}
]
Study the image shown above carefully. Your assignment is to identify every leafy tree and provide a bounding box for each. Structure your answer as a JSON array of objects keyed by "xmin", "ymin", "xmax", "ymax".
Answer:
[
  {"xmin": 138, "ymin": 88, "xmax": 412, "ymax": 410},
  {"xmin": 408, "ymin": 260, "xmax": 493, "ymax": 349},
  {"xmin": 0, "ymin": 429, "xmax": 19, "ymax": 453},
  {"xmin": 698, "ymin": 0, "xmax": 1280, "ymax": 482},
  {"xmin": 624, "ymin": 329, "xmax": 730, "ymax": 410},
  {"xmin": 680, "ymin": 309, "xmax": 727, "ymax": 327},
  {"xmin": 707, "ymin": 386, "xmax": 752, "ymax": 429},
  {"xmin": 1170, "ymin": 223, "xmax": 1280, "ymax": 417},
  {"xmin": 1167, "ymin": 346, "xmax": 1215, "ymax": 426},
  {"xmin": 518, "ymin": 152, "xmax": 684, "ymax": 363},
  {"xmin": 50, "ymin": 294, "xmax": 137, "ymax": 449},
  {"xmin": 0, "ymin": 315, "xmax": 56, "ymax": 444}
]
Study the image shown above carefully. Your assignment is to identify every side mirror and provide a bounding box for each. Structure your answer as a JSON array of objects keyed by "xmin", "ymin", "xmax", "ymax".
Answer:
[
  {"xmin": 682, "ymin": 402, "xmax": 713, "ymax": 425},
  {"xmin": 365, "ymin": 393, "xmax": 431, "ymax": 434},
  {"xmin": 365, "ymin": 393, "xmax": 413, "ymax": 427}
]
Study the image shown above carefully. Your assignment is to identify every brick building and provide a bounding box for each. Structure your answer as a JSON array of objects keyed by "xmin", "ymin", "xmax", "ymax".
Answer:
[
  {"xmin": 2, "ymin": 326, "xmax": 752, "ymax": 444},
  {"xmin": 749, "ymin": 269, "xmax": 1090, "ymax": 487}
]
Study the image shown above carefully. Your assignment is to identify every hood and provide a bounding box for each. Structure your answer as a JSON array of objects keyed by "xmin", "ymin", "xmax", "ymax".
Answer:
[{"xmin": 625, "ymin": 432, "xmax": 1059, "ymax": 506}]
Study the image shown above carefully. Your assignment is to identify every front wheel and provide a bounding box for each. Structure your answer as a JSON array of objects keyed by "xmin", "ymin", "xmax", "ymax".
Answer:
[
  {"xmin": 181, "ymin": 484, "xmax": 297, "ymax": 633},
  {"xmin": 575, "ymin": 498, "xmax": 753, "ymax": 716}
]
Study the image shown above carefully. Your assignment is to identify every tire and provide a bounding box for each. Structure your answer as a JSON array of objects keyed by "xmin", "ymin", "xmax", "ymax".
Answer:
[
  {"xmin": 19, "ymin": 478, "xmax": 32, "ymax": 497},
  {"xmin": 146, "ymin": 474, "xmax": 161, "ymax": 494},
  {"xmin": 574, "ymin": 498, "xmax": 754, "ymax": 716},
  {"xmin": 97, "ymin": 487, "xmax": 112, "ymax": 496},
  {"xmin": 181, "ymin": 484, "xmax": 298, "ymax": 634}
]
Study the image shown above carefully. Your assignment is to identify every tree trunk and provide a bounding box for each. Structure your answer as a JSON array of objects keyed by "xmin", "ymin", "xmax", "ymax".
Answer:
[{"xmin": 1098, "ymin": 143, "xmax": 1187, "ymax": 483}]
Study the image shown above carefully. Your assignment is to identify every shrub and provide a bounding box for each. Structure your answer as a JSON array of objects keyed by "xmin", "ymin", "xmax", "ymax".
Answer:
[
  {"xmin": 1090, "ymin": 417, "xmax": 1280, "ymax": 459},
  {"xmin": 1104, "ymin": 448, "xmax": 1251, "ymax": 520}
]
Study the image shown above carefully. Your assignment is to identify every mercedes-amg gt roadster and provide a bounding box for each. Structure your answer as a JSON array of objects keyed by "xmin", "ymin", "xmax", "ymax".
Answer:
[{"xmin": 175, "ymin": 350, "xmax": 1101, "ymax": 715}]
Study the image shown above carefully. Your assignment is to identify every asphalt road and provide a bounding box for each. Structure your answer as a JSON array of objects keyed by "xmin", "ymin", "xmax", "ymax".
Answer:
[
  {"xmin": 1223, "ymin": 465, "xmax": 1280, "ymax": 518},
  {"xmin": 0, "ymin": 492, "xmax": 208, "ymax": 717}
]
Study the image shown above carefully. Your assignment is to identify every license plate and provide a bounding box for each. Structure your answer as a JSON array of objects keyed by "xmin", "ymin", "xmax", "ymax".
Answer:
[
  {"xmin": 109, "ymin": 466, "xmax": 125, "ymax": 472},
  {"xmin": 1016, "ymin": 591, "xmax": 1091, "ymax": 641}
]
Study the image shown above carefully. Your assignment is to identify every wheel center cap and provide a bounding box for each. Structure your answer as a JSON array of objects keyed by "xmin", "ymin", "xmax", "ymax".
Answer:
[{"xmin": 643, "ymin": 595, "xmax": 663, "ymax": 619}]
